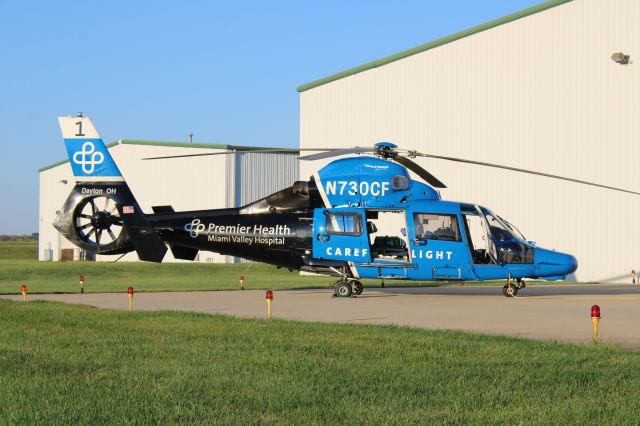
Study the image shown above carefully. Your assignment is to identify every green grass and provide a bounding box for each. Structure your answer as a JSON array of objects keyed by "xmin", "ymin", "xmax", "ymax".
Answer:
[
  {"xmin": 0, "ymin": 241, "xmax": 343, "ymax": 293},
  {"xmin": 0, "ymin": 241, "xmax": 37, "ymax": 260},
  {"xmin": 1, "ymin": 299, "xmax": 639, "ymax": 424},
  {"xmin": 0, "ymin": 259, "xmax": 339, "ymax": 294}
]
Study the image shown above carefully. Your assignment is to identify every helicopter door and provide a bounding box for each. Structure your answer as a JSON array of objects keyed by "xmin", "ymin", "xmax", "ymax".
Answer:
[
  {"xmin": 313, "ymin": 209, "xmax": 371, "ymax": 263},
  {"xmin": 474, "ymin": 205, "xmax": 499, "ymax": 265}
]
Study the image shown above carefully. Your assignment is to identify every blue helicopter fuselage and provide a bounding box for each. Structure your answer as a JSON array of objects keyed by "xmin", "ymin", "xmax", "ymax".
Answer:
[{"xmin": 310, "ymin": 156, "xmax": 577, "ymax": 281}]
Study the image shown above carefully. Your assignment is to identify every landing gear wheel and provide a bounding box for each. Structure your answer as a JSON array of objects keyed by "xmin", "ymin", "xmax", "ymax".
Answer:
[
  {"xmin": 335, "ymin": 282, "xmax": 353, "ymax": 298},
  {"xmin": 516, "ymin": 279, "xmax": 526, "ymax": 289},
  {"xmin": 502, "ymin": 284, "xmax": 518, "ymax": 297},
  {"xmin": 352, "ymin": 281, "xmax": 363, "ymax": 296}
]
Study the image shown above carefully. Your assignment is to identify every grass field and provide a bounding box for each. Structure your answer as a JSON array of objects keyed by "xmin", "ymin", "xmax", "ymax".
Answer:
[
  {"xmin": 0, "ymin": 259, "xmax": 340, "ymax": 294},
  {"xmin": 1, "ymin": 299, "xmax": 638, "ymax": 424},
  {"xmin": 0, "ymin": 241, "xmax": 339, "ymax": 293},
  {"xmin": 0, "ymin": 241, "xmax": 38, "ymax": 260}
]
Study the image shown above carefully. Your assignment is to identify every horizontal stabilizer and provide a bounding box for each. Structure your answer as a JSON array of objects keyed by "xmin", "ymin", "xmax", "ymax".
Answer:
[{"xmin": 152, "ymin": 205, "xmax": 175, "ymax": 213}]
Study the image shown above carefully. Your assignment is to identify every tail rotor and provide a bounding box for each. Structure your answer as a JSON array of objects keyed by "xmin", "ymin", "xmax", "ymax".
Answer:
[{"xmin": 74, "ymin": 195, "xmax": 127, "ymax": 250}]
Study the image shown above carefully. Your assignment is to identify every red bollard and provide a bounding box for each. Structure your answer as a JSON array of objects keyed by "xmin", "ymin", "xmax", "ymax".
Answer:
[
  {"xmin": 266, "ymin": 290, "xmax": 273, "ymax": 319},
  {"xmin": 21, "ymin": 285, "xmax": 27, "ymax": 302},
  {"xmin": 591, "ymin": 305, "xmax": 601, "ymax": 344},
  {"xmin": 79, "ymin": 275, "xmax": 85, "ymax": 293}
]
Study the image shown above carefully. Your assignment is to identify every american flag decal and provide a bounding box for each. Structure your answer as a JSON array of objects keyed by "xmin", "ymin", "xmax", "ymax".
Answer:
[{"xmin": 123, "ymin": 205, "xmax": 134, "ymax": 214}]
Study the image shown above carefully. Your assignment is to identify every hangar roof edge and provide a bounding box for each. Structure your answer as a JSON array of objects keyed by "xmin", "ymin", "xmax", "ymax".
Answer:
[
  {"xmin": 38, "ymin": 139, "xmax": 296, "ymax": 173},
  {"xmin": 296, "ymin": 0, "xmax": 574, "ymax": 93}
]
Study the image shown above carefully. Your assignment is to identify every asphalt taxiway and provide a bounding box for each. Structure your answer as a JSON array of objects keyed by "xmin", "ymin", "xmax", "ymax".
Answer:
[{"xmin": 4, "ymin": 284, "xmax": 640, "ymax": 348}]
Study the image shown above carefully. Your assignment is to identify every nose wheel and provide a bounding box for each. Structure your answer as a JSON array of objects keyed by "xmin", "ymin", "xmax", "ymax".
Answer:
[
  {"xmin": 503, "ymin": 276, "xmax": 525, "ymax": 297},
  {"xmin": 502, "ymin": 284, "xmax": 518, "ymax": 297}
]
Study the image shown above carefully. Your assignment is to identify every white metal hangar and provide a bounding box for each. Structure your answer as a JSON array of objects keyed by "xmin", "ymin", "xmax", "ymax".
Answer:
[
  {"xmin": 298, "ymin": 0, "xmax": 640, "ymax": 283},
  {"xmin": 39, "ymin": 140, "xmax": 298, "ymax": 262}
]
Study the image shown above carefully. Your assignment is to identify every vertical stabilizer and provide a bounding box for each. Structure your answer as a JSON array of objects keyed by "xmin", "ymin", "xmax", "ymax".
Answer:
[{"xmin": 58, "ymin": 114, "xmax": 123, "ymax": 181}]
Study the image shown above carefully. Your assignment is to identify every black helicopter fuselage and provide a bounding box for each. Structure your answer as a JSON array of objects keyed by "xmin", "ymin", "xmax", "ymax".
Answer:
[{"xmin": 148, "ymin": 209, "xmax": 314, "ymax": 269}]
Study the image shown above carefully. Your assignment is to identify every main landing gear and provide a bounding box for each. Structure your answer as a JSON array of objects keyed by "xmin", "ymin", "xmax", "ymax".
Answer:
[
  {"xmin": 502, "ymin": 275, "xmax": 526, "ymax": 297},
  {"xmin": 330, "ymin": 266, "xmax": 364, "ymax": 298},
  {"xmin": 333, "ymin": 279, "xmax": 364, "ymax": 298},
  {"xmin": 352, "ymin": 281, "xmax": 364, "ymax": 295}
]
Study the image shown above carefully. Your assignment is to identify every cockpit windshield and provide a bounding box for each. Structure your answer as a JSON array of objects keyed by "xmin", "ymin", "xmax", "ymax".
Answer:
[
  {"xmin": 460, "ymin": 204, "xmax": 533, "ymax": 265},
  {"xmin": 479, "ymin": 207, "xmax": 533, "ymax": 264},
  {"xmin": 498, "ymin": 215, "xmax": 526, "ymax": 241},
  {"xmin": 480, "ymin": 208, "xmax": 525, "ymax": 242}
]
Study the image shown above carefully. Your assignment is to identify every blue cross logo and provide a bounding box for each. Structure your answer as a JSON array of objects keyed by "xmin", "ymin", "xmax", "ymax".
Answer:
[{"xmin": 72, "ymin": 141, "xmax": 105, "ymax": 174}]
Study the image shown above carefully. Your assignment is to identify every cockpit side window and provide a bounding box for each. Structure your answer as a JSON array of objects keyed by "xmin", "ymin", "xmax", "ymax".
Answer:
[{"xmin": 413, "ymin": 213, "xmax": 461, "ymax": 242}]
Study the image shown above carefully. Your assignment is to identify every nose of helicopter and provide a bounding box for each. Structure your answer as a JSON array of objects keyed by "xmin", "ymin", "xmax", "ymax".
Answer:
[{"xmin": 535, "ymin": 248, "xmax": 578, "ymax": 278}]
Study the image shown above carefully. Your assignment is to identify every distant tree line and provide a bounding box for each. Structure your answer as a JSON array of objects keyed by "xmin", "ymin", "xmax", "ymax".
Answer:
[{"xmin": 0, "ymin": 234, "xmax": 38, "ymax": 242}]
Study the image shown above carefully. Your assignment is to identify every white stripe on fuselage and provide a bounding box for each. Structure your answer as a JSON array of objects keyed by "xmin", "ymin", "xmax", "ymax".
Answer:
[{"xmin": 313, "ymin": 172, "xmax": 331, "ymax": 208}]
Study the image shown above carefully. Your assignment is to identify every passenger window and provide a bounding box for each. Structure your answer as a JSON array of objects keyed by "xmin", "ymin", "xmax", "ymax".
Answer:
[
  {"xmin": 413, "ymin": 213, "xmax": 461, "ymax": 242},
  {"xmin": 326, "ymin": 212, "xmax": 363, "ymax": 235}
]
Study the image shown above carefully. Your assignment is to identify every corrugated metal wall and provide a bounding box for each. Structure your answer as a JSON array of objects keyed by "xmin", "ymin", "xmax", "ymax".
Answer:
[{"xmin": 234, "ymin": 152, "xmax": 299, "ymax": 206}]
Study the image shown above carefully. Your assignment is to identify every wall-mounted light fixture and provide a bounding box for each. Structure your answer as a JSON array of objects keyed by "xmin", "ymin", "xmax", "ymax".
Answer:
[{"xmin": 611, "ymin": 52, "xmax": 630, "ymax": 65}]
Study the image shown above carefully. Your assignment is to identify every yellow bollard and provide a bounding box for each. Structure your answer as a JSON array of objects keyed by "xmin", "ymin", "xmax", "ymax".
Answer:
[
  {"xmin": 21, "ymin": 285, "xmax": 27, "ymax": 302},
  {"xmin": 591, "ymin": 305, "xmax": 601, "ymax": 345},
  {"xmin": 128, "ymin": 287, "xmax": 134, "ymax": 311},
  {"xmin": 266, "ymin": 290, "xmax": 273, "ymax": 319}
]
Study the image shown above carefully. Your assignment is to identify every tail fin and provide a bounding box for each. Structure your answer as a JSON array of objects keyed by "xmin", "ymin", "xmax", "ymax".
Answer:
[
  {"xmin": 58, "ymin": 114, "xmax": 123, "ymax": 181},
  {"xmin": 55, "ymin": 114, "xmax": 167, "ymax": 262}
]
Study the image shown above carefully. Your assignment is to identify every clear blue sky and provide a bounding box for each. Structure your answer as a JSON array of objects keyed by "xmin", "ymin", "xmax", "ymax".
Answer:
[{"xmin": 0, "ymin": 0, "xmax": 541, "ymax": 234}]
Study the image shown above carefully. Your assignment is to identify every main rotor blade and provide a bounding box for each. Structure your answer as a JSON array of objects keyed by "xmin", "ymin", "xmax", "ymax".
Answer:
[
  {"xmin": 411, "ymin": 152, "xmax": 640, "ymax": 196},
  {"xmin": 298, "ymin": 147, "xmax": 374, "ymax": 161},
  {"xmin": 394, "ymin": 156, "xmax": 447, "ymax": 189},
  {"xmin": 143, "ymin": 148, "xmax": 330, "ymax": 161}
]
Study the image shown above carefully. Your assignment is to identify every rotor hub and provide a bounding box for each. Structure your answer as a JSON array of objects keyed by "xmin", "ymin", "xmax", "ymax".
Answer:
[
  {"xmin": 374, "ymin": 141, "xmax": 398, "ymax": 159},
  {"xmin": 91, "ymin": 210, "xmax": 116, "ymax": 230}
]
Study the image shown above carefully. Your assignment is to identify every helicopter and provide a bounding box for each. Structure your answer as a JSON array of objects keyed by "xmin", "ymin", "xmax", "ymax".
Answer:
[{"xmin": 53, "ymin": 114, "xmax": 640, "ymax": 297}]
